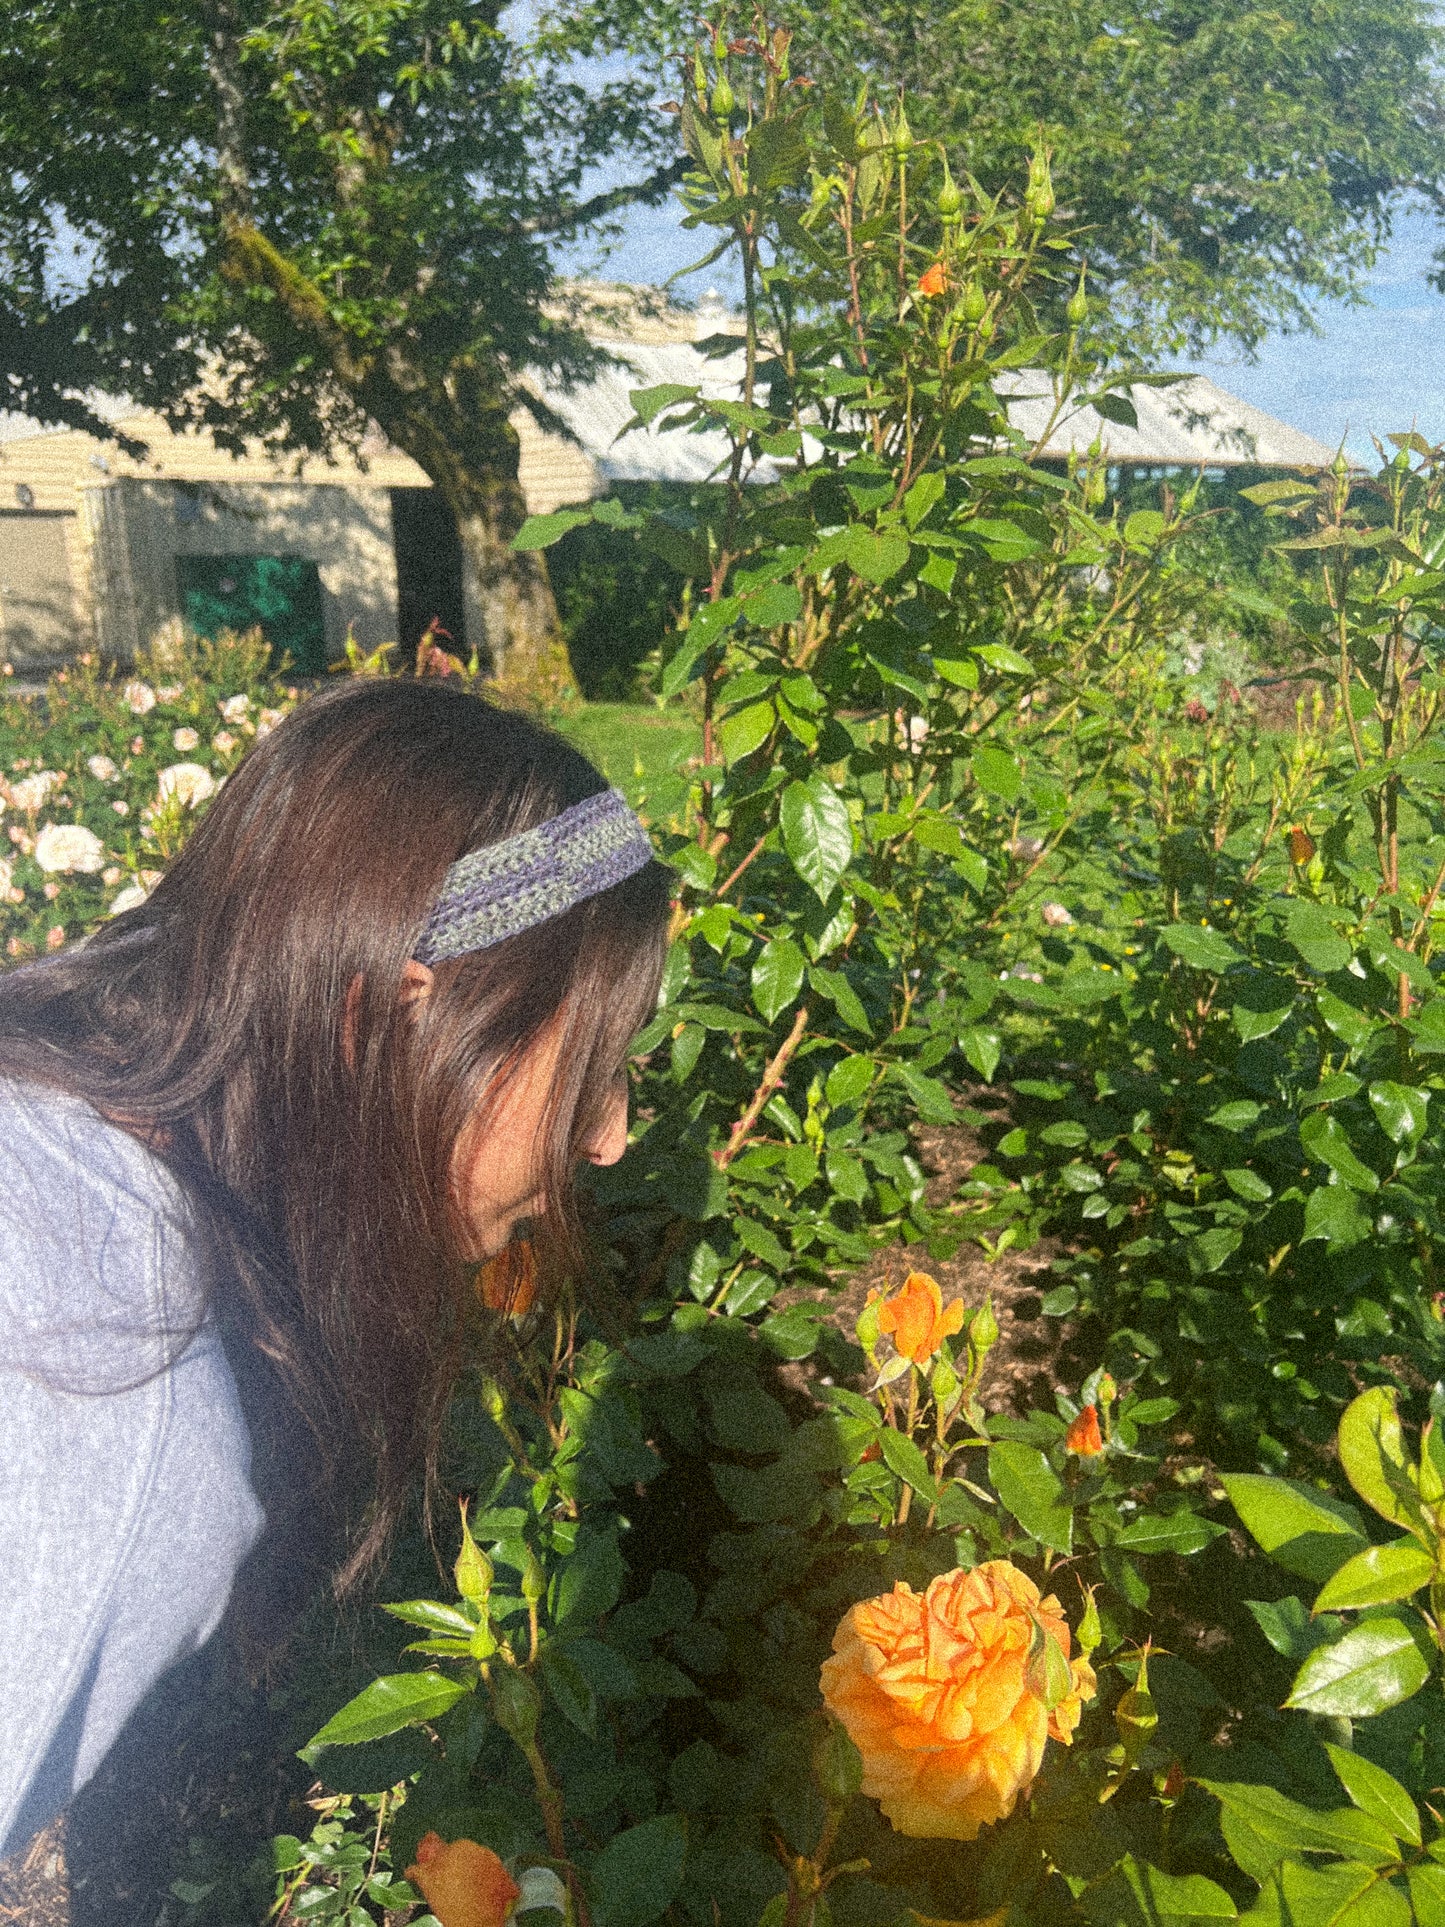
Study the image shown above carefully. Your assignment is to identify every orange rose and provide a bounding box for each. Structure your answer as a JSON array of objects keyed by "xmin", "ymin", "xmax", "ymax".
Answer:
[
  {"xmin": 876, "ymin": 1270, "xmax": 965, "ymax": 1363},
  {"xmin": 1286, "ymin": 825, "xmax": 1315, "ymax": 866},
  {"xmin": 917, "ymin": 261, "xmax": 948, "ymax": 297},
  {"xmin": 478, "ymin": 1240, "xmax": 537, "ymax": 1317},
  {"xmin": 404, "ymin": 1833, "xmax": 520, "ymax": 1927},
  {"xmin": 819, "ymin": 1561, "xmax": 1096, "ymax": 1839},
  {"xmin": 1064, "ymin": 1404, "xmax": 1103, "ymax": 1455}
]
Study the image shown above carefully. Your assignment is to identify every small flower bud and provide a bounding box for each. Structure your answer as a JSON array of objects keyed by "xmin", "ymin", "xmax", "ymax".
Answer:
[
  {"xmin": 455, "ymin": 1510, "xmax": 494, "ymax": 1608},
  {"xmin": 937, "ymin": 171, "xmax": 962, "ymax": 220},
  {"xmin": 490, "ymin": 1661, "xmax": 541, "ymax": 1749},
  {"xmin": 711, "ymin": 73, "xmax": 734, "ymax": 118},
  {"xmin": 520, "ymin": 1545, "xmax": 547, "ymax": 1608},
  {"xmin": 1076, "ymin": 1584, "xmax": 1102, "ymax": 1657},
  {"xmin": 1066, "ymin": 285, "xmax": 1088, "ymax": 328},
  {"xmin": 931, "ymin": 1355, "xmax": 959, "ymax": 1408},
  {"xmin": 961, "ymin": 281, "xmax": 987, "ymax": 325},
  {"xmin": 892, "ymin": 108, "xmax": 913, "ymax": 158},
  {"xmin": 1115, "ymin": 1646, "xmax": 1158, "ymax": 1765},
  {"xmin": 856, "ymin": 1291, "xmax": 882, "ymax": 1362}
]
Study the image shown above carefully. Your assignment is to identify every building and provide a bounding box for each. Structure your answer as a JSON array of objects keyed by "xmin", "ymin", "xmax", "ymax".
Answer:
[{"xmin": 0, "ymin": 291, "xmax": 1335, "ymax": 671}]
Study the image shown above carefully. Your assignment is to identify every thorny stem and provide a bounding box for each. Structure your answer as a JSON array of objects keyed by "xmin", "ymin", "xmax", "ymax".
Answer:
[{"xmin": 715, "ymin": 1004, "xmax": 810, "ymax": 1169}]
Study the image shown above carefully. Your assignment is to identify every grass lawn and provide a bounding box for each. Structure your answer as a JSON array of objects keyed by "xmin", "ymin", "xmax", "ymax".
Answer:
[{"xmin": 558, "ymin": 700, "xmax": 700, "ymax": 818}]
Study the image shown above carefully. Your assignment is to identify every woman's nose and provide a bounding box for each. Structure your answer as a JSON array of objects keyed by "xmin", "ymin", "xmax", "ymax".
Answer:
[{"xmin": 584, "ymin": 1090, "xmax": 629, "ymax": 1166}]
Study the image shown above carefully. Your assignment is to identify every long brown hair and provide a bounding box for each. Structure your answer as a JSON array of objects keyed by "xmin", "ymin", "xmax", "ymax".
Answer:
[{"xmin": 0, "ymin": 678, "xmax": 671, "ymax": 1630}]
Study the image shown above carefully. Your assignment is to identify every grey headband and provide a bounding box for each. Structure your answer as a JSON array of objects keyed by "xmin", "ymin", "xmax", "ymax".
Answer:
[{"xmin": 413, "ymin": 787, "xmax": 655, "ymax": 965}]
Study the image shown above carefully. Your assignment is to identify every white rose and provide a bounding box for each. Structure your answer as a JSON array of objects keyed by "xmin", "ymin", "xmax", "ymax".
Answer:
[
  {"xmin": 156, "ymin": 762, "xmax": 216, "ymax": 809},
  {"xmin": 35, "ymin": 823, "xmax": 105, "ymax": 874},
  {"xmin": 0, "ymin": 859, "xmax": 14, "ymax": 895},
  {"xmin": 255, "ymin": 707, "xmax": 285, "ymax": 737},
  {"xmin": 109, "ymin": 883, "xmax": 151, "ymax": 916},
  {"xmin": 1041, "ymin": 901, "xmax": 1074, "ymax": 927},
  {"xmin": 211, "ymin": 730, "xmax": 238, "ymax": 755},
  {"xmin": 123, "ymin": 680, "xmax": 156, "ymax": 716},
  {"xmin": 218, "ymin": 694, "xmax": 250, "ymax": 722},
  {"xmin": 111, "ymin": 799, "xmax": 130, "ymax": 816},
  {"xmin": 156, "ymin": 683, "xmax": 185, "ymax": 703},
  {"xmin": 172, "ymin": 726, "xmax": 200, "ymax": 751},
  {"xmin": 87, "ymin": 754, "xmax": 120, "ymax": 782},
  {"xmin": 8, "ymin": 770, "xmax": 62, "ymax": 813}
]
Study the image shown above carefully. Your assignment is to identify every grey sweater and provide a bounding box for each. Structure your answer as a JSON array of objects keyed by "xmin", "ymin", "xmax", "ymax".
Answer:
[{"xmin": 0, "ymin": 1081, "xmax": 265, "ymax": 1856}]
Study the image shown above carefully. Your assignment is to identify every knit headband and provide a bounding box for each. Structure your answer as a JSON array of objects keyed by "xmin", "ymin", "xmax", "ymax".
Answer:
[{"xmin": 413, "ymin": 787, "xmax": 655, "ymax": 965}]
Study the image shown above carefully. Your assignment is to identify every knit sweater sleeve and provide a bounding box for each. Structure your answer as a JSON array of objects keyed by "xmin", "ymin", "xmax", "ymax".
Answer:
[{"xmin": 0, "ymin": 1083, "xmax": 265, "ymax": 1857}]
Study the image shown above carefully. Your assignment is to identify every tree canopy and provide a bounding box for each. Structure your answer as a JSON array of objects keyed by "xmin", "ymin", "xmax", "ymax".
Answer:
[
  {"xmin": 570, "ymin": 0, "xmax": 1445, "ymax": 358},
  {"xmin": 0, "ymin": 0, "xmax": 680, "ymax": 669}
]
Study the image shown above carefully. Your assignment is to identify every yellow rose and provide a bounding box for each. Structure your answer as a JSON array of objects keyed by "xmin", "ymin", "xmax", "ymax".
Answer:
[{"xmin": 819, "ymin": 1561, "xmax": 1095, "ymax": 1840}]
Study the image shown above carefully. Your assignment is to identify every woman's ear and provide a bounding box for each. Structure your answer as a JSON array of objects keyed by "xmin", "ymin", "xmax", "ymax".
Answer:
[
  {"xmin": 343, "ymin": 962, "xmax": 435, "ymax": 1068},
  {"xmin": 399, "ymin": 959, "xmax": 435, "ymax": 1010}
]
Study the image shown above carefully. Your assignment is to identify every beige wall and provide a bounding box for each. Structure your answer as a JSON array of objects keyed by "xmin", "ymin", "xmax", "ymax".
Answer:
[
  {"xmin": 82, "ymin": 478, "xmax": 401, "ymax": 663},
  {"xmin": 0, "ymin": 512, "xmax": 86, "ymax": 667}
]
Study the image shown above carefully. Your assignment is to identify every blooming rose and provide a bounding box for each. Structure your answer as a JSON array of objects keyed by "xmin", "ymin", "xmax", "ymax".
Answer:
[
  {"xmin": 218, "ymin": 693, "xmax": 250, "ymax": 722},
  {"xmin": 35, "ymin": 823, "xmax": 105, "ymax": 874},
  {"xmin": 479, "ymin": 1241, "xmax": 537, "ymax": 1317},
  {"xmin": 875, "ymin": 1271, "xmax": 965, "ymax": 1364},
  {"xmin": 45, "ymin": 925, "xmax": 65, "ymax": 950},
  {"xmin": 87, "ymin": 754, "xmax": 120, "ymax": 782},
  {"xmin": 1064, "ymin": 1405, "xmax": 1103, "ymax": 1455},
  {"xmin": 8, "ymin": 769, "xmax": 62, "ymax": 813},
  {"xmin": 917, "ymin": 261, "xmax": 948, "ymax": 297},
  {"xmin": 156, "ymin": 683, "xmax": 185, "ymax": 703},
  {"xmin": 172, "ymin": 726, "xmax": 200, "ymax": 752},
  {"xmin": 1041, "ymin": 901, "xmax": 1074, "ymax": 928},
  {"xmin": 123, "ymin": 680, "xmax": 156, "ymax": 715},
  {"xmin": 820, "ymin": 1562, "xmax": 1096, "ymax": 1840},
  {"xmin": 212, "ymin": 730, "xmax": 238, "ymax": 754},
  {"xmin": 404, "ymin": 1833, "xmax": 520, "ymax": 1927},
  {"xmin": 111, "ymin": 799, "xmax": 130, "ymax": 816},
  {"xmin": 255, "ymin": 706, "xmax": 285, "ymax": 737},
  {"xmin": 156, "ymin": 762, "xmax": 216, "ymax": 808}
]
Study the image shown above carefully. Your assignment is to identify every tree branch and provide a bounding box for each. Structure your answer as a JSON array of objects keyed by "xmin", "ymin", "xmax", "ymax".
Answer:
[{"xmin": 519, "ymin": 155, "xmax": 688, "ymax": 236}]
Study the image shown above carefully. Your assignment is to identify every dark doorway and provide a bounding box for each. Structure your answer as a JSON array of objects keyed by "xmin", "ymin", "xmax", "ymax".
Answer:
[{"xmin": 390, "ymin": 488, "xmax": 467, "ymax": 668}]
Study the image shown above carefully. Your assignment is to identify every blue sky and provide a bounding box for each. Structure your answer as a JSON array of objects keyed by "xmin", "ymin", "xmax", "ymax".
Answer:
[{"xmin": 575, "ymin": 196, "xmax": 1445, "ymax": 468}]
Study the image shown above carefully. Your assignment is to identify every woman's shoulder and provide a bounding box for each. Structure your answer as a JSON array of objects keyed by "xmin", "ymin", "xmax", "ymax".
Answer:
[{"xmin": 0, "ymin": 1078, "xmax": 200, "ymax": 1381}]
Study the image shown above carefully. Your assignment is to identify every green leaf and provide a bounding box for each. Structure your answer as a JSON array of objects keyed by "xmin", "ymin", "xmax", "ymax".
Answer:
[
  {"xmin": 1207, "ymin": 1101, "xmax": 1261, "ymax": 1131},
  {"xmin": 1323, "ymin": 1744, "xmax": 1421, "ymax": 1847},
  {"xmin": 1264, "ymin": 1859, "xmax": 1413, "ymax": 1927},
  {"xmin": 825, "ymin": 1054, "xmax": 874, "ymax": 1107},
  {"xmin": 988, "ymin": 1440, "xmax": 1073, "ymax": 1553},
  {"xmin": 304, "ymin": 1672, "xmax": 469, "ymax": 1750},
  {"xmin": 1162, "ymin": 923, "xmax": 1243, "ymax": 972},
  {"xmin": 380, "ymin": 1600, "xmax": 479, "ymax": 1638},
  {"xmin": 1112, "ymin": 1511, "xmax": 1225, "ymax": 1556},
  {"xmin": 1312, "ymin": 1540, "xmax": 1436, "ymax": 1613},
  {"xmin": 1299, "ymin": 1112, "xmax": 1380, "ymax": 1192},
  {"xmin": 973, "ymin": 641, "xmax": 1034, "ymax": 676},
  {"xmin": 1286, "ymin": 1617, "xmax": 1432, "ymax": 1716},
  {"xmin": 588, "ymin": 1814, "xmax": 687, "ymax": 1927},
  {"xmin": 1316, "ymin": 989, "xmax": 1376, "ymax": 1052},
  {"xmin": 1408, "ymin": 1864, "xmax": 1445, "ymax": 1926},
  {"xmin": 1367, "ymin": 1081, "xmax": 1429, "ymax": 1149},
  {"xmin": 540, "ymin": 1642, "xmax": 598, "ymax": 1738},
  {"xmin": 959, "ymin": 1025, "xmax": 1002, "ymax": 1082},
  {"xmin": 971, "ymin": 744, "xmax": 1022, "ymax": 802},
  {"xmin": 1221, "ymin": 1474, "xmax": 1368, "ymax": 1581},
  {"xmin": 627, "ymin": 381, "xmax": 701, "ymax": 426},
  {"xmin": 1202, "ymin": 1781, "xmax": 1401, "ymax": 1882},
  {"xmin": 880, "ymin": 1426, "xmax": 939, "ymax": 1501},
  {"xmin": 1286, "ymin": 901, "xmax": 1354, "ymax": 974},
  {"xmin": 1338, "ymin": 1388, "xmax": 1423, "ymax": 1531},
  {"xmin": 810, "ymin": 965, "xmax": 873, "ymax": 1035},
  {"xmin": 511, "ymin": 508, "xmax": 593, "ymax": 550},
  {"xmin": 1302, "ymin": 1184, "xmax": 1372, "ymax": 1248},
  {"xmin": 719, "ymin": 700, "xmax": 775, "ymax": 763},
  {"xmin": 752, "ymin": 936, "xmax": 806, "ymax": 1023},
  {"xmin": 781, "ymin": 775, "xmax": 853, "ymax": 901},
  {"xmin": 1224, "ymin": 1167, "xmax": 1274, "ymax": 1202},
  {"xmin": 1080, "ymin": 1856, "xmax": 1239, "ymax": 1926}
]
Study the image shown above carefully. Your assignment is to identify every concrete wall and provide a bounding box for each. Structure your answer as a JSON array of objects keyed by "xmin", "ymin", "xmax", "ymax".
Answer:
[{"xmin": 82, "ymin": 478, "xmax": 401, "ymax": 663}]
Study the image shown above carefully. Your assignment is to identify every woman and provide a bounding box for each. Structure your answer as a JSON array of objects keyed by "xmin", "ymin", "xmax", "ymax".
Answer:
[{"xmin": 0, "ymin": 677, "xmax": 671, "ymax": 1856}]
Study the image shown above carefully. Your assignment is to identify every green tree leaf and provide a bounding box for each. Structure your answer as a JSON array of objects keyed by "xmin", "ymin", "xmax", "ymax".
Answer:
[
  {"xmin": 1286, "ymin": 902, "xmax": 1354, "ymax": 974},
  {"xmin": 1221, "ymin": 1475, "xmax": 1368, "ymax": 1581},
  {"xmin": 588, "ymin": 1814, "xmax": 687, "ymax": 1926},
  {"xmin": 781, "ymin": 775, "xmax": 853, "ymax": 900},
  {"xmin": 1338, "ymin": 1387, "xmax": 1424, "ymax": 1531},
  {"xmin": 304, "ymin": 1672, "xmax": 469, "ymax": 1750},
  {"xmin": 751, "ymin": 936, "xmax": 806, "ymax": 1023},
  {"xmin": 1286, "ymin": 1617, "xmax": 1432, "ymax": 1717},
  {"xmin": 988, "ymin": 1440, "xmax": 1073, "ymax": 1552},
  {"xmin": 1323, "ymin": 1744, "xmax": 1421, "ymax": 1847},
  {"xmin": 1311, "ymin": 1540, "xmax": 1435, "ymax": 1613}
]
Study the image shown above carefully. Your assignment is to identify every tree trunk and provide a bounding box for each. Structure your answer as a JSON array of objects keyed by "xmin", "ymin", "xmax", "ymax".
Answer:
[{"xmin": 371, "ymin": 385, "xmax": 564, "ymax": 682}]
